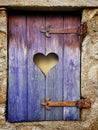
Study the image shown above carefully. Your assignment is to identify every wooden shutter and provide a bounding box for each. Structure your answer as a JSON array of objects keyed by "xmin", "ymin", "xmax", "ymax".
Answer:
[{"xmin": 8, "ymin": 12, "xmax": 81, "ymax": 122}]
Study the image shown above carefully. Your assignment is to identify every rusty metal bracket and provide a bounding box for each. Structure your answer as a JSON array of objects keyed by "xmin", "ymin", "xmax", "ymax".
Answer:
[
  {"xmin": 40, "ymin": 22, "xmax": 87, "ymax": 38},
  {"xmin": 77, "ymin": 22, "xmax": 87, "ymax": 36},
  {"xmin": 41, "ymin": 98, "xmax": 91, "ymax": 110}
]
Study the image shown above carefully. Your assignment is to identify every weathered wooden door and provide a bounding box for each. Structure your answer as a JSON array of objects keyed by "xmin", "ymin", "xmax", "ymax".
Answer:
[{"xmin": 8, "ymin": 12, "xmax": 81, "ymax": 122}]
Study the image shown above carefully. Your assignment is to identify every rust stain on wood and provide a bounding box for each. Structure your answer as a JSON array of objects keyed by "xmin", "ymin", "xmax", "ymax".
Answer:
[{"xmin": 64, "ymin": 36, "xmax": 80, "ymax": 51}]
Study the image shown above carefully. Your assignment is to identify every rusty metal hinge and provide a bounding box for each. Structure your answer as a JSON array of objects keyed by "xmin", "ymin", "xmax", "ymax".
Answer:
[
  {"xmin": 40, "ymin": 22, "xmax": 87, "ymax": 38},
  {"xmin": 41, "ymin": 98, "xmax": 91, "ymax": 110}
]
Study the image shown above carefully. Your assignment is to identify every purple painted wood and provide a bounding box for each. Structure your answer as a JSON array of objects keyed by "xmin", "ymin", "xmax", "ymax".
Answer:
[
  {"xmin": 27, "ymin": 15, "xmax": 46, "ymax": 121},
  {"xmin": 8, "ymin": 12, "xmax": 81, "ymax": 122},
  {"xmin": 8, "ymin": 16, "xmax": 28, "ymax": 122},
  {"xmin": 63, "ymin": 14, "xmax": 80, "ymax": 120},
  {"xmin": 45, "ymin": 14, "xmax": 63, "ymax": 120}
]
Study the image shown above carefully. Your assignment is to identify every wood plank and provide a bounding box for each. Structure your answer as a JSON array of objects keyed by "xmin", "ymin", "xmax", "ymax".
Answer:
[
  {"xmin": 27, "ymin": 15, "xmax": 46, "ymax": 121},
  {"xmin": 63, "ymin": 14, "xmax": 80, "ymax": 120},
  {"xmin": 8, "ymin": 15, "xmax": 28, "ymax": 122},
  {"xmin": 45, "ymin": 14, "xmax": 63, "ymax": 120}
]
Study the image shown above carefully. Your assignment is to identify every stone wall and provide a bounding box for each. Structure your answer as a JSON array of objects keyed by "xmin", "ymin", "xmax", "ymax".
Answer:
[
  {"xmin": 0, "ymin": 9, "xmax": 7, "ymax": 125},
  {"xmin": 0, "ymin": 6, "xmax": 98, "ymax": 130}
]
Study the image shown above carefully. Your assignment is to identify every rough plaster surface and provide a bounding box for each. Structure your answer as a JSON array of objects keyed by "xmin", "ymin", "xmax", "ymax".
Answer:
[
  {"xmin": 0, "ymin": 8, "xmax": 98, "ymax": 130},
  {"xmin": 0, "ymin": 0, "xmax": 98, "ymax": 9},
  {"xmin": 0, "ymin": 10, "xmax": 7, "ymax": 126}
]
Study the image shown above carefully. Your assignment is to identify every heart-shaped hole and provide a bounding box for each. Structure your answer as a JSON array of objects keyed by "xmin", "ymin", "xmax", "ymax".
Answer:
[{"xmin": 33, "ymin": 53, "xmax": 59, "ymax": 75}]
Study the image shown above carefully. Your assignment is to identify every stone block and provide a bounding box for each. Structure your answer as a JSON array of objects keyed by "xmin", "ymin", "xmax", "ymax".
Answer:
[
  {"xmin": 0, "ymin": 105, "xmax": 5, "ymax": 115},
  {"xmin": 20, "ymin": 126, "xmax": 41, "ymax": 130},
  {"xmin": 90, "ymin": 42, "xmax": 98, "ymax": 59},
  {"xmin": 0, "ymin": 94, "xmax": 6, "ymax": 104},
  {"xmin": 0, "ymin": 32, "xmax": 7, "ymax": 50},
  {"xmin": 0, "ymin": 0, "xmax": 98, "ymax": 8},
  {"xmin": 82, "ymin": 9, "xmax": 98, "ymax": 22},
  {"xmin": 88, "ymin": 65, "xmax": 98, "ymax": 85}
]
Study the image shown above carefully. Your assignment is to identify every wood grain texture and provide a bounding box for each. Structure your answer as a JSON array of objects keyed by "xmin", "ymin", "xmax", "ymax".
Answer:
[
  {"xmin": 8, "ymin": 16, "xmax": 28, "ymax": 122},
  {"xmin": 45, "ymin": 14, "xmax": 63, "ymax": 120},
  {"xmin": 27, "ymin": 15, "xmax": 46, "ymax": 121},
  {"xmin": 63, "ymin": 14, "xmax": 80, "ymax": 120},
  {"xmin": 8, "ymin": 12, "xmax": 81, "ymax": 122}
]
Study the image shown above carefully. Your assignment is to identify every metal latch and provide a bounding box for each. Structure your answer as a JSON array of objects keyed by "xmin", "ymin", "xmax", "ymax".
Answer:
[
  {"xmin": 40, "ymin": 22, "xmax": 87, "ymax": 38},
  {"xmin": 41, "ymin": 98, "xmax": 91, "ymax": 110}
]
